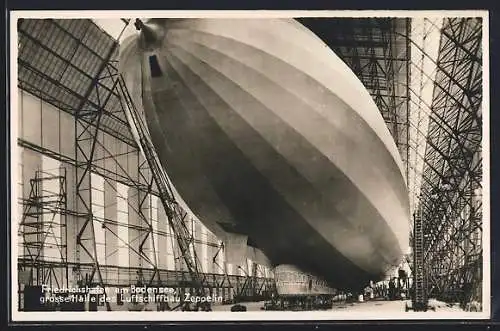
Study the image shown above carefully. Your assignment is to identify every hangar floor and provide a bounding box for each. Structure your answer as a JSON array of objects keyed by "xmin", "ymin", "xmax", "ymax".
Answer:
[{"xmin": 211, "ymin": 299, "xmax": 466, "ymax": 312}]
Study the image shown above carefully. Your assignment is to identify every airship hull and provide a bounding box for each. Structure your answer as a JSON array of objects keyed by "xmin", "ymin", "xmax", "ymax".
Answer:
[{"xmin": 120, "ymin": 18, "xmax": 410, "ymax": 290}]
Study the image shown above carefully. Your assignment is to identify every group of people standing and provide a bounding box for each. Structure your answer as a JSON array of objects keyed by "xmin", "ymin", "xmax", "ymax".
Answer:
[{"xmin": 369, "ymin": 276, "xmax": 410, "ymax": 301}]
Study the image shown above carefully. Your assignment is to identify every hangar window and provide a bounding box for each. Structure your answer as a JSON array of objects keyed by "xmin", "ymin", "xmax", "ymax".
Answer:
[{"xmin": 149, "ymin": 55, "xmax": 163, "ymax": 77}]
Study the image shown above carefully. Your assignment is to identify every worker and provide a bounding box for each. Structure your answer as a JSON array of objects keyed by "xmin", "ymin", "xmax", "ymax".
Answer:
[{"xmin": 388, "ymin": 278, "xmax": 396, "ymax": 300}]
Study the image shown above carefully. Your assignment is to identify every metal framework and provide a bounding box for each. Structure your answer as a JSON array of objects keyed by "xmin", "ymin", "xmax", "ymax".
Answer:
[
  {"xmin": 415, "ymin": 18, "xmax": 483, "ymax": 307},
  {"xmin": 18, "ymin": 167, "xmax": 69, "ymax": 288},
  {"xmin": 16, "ymin": 17, "xmax": 484, "ymax": 310},
  {"xmin": 411, "ymin": 210, "xmax": 428, "ymax": 311},
  {"xmin": 301, "ymin": 18, "xmax": 411, "ymax": 183},
  {"xmin": 17, "ymin": 18, "xmax": 274, "ymax": 311},
  {"xmin": 18, "ymin": 19, "xmax": 135, "ymax": 146},
  {"xmin": 116, "ymin": 63, "xmax": 214, "ymax": 308},
  {"xmin": 302, "ymin": 17, "xmax": 483, "ymax": 308}
]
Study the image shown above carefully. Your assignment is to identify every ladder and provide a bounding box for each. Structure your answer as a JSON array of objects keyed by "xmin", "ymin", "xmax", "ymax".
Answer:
[
  {"xmin": 116, "ymin": 74, "xmax": 211, "ymax": 310},
  {"xmin": 412, "ymin": 210, "xmax": 428, "ymax": 311}
]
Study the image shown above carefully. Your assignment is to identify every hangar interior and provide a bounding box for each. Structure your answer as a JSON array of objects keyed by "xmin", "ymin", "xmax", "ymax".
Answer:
[{"xmin": 15, "ymin": 16, "xmax": 483, "ymax": 312}]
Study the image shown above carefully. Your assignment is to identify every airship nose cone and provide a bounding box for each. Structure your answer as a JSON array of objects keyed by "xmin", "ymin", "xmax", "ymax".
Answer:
[{"xmin": 134, "ymin": 18, "xmax": 164, "ymax": 50}]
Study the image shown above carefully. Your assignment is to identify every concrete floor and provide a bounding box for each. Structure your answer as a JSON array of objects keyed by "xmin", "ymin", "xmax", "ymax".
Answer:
[{"xmin": 211, "ymin": 299, "xmax": 466, "ymax": 312}]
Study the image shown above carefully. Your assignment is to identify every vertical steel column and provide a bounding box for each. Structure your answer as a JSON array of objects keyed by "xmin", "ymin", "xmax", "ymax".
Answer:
[
  {"xmin": 405, "ymin": 17, "xmax": 412, "ymax": 186},
  {"xmin": 74, "ymin": 32, "xmax": 124, "ymax": 311},
  {"xmin": 412, "ymin": 209, "xmax": 428, "ymax": 311}
]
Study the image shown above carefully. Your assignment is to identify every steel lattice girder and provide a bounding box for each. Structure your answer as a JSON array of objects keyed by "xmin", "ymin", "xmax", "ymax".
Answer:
[
  {"xmin": 300, "ymin": 18, "xmax": 411, "ymax": 183},
  {"xmin": 17, "ymin": 18, "xmax": 136, "ymax": 146},
  {"xmin": 416, "ymin": 18, "xmax": 483, "ymax": 303}
]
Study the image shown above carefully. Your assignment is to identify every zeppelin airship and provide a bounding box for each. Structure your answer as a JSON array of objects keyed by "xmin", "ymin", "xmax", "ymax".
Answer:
[{"xmin": 119, "ymin": 18, "xmax": 410, "ymax": 291}]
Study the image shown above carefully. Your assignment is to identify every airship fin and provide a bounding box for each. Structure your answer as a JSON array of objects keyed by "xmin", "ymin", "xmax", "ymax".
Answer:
[
  {"xmin": 223, "ymin": 232, "xmax": 248, "ymax": 266},
  {"xmin": 246, "ymin": 246, "xmax": 271, "ymax": 267}
]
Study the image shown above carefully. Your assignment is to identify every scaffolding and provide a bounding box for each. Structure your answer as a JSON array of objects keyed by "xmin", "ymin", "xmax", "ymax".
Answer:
[
  {"xmin": 18, "ymin": 167, "xmax": 68, "ymax": 287},
  {"xmin": 17, "ymin": 18, "xmax": 275, "ymax": 311},
  {"xmin": 301, "ymin": 17, "xmax": 484, "ymax": 309},
  {"xmin": 68, "ymin": 21, "xmax": 215, "ymax": 310},
  {"xmin": 414, "ymin": 18, "xmax": 483, "ymax": 308},
  {"xmin": 116, "ymin": 59, "xmax": 213, "ymax": 308},
  {"xmin": 16, "ymin": 17, "xmax": 485, "ymax": 311},
  {"xmin": 18, "ymin": 166, "xmax": 68, "ymax": 310},
  {"xmin": 235, "ymin": 263, "xmax": 274, "ymax": 301},
  {"xmin": 411, "ymin": 210, "xmax": 428, "ymax": 311}
]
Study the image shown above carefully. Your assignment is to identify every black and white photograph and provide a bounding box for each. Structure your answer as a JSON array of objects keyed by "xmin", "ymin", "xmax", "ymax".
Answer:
[{"xmin": 10, "ymin": 10, "xmax": 489, "ymax": 321}]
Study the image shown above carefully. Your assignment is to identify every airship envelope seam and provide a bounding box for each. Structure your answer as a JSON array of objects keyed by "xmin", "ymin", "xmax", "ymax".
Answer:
[{"xmin": 119, "ymin": 18, "xmax": 410, "ymax": 291}]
